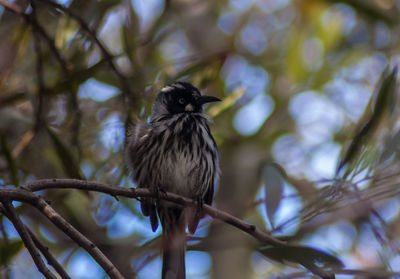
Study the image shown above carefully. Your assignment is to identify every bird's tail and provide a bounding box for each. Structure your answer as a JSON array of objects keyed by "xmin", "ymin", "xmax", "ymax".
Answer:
[{"xmin": 161, "ymin": 208, "xmax": 186, "ymax": 279}]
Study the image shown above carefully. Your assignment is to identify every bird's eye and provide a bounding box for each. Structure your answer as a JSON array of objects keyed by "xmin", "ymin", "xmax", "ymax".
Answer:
[{"xmin": 178, "ymin": 98, "xmax": 185, "ymax": 105}]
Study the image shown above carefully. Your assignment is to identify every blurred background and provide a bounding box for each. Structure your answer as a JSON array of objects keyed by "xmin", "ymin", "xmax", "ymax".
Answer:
[{"xmin": 1, "ymin": 0, "xmax": 400, "ymax": 278}]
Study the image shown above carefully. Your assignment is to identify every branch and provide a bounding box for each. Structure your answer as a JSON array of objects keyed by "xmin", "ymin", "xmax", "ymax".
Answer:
[
  {"xmin": 35, "ymin": 199, "xmax": 124, "ymax": 278},
  {"xmin": 36, "ymin": 0, "xmax": 135, "ymax": 102},
  {"xmin": 32, "ymin": 14, "xmax": 46, "ymax": 131},
  {"xmin": 1, "ymin": 201, "xmax": 57, "ymax": 279},
  {"xmin": 28, "ymin": 0, "xmax": 72, "ymax": 71},
  {"xmin": 28, "ymin": 228, "xmax": 72, "ymax": 279},
  {"xmin": 1, "ymin": 180, "xmax": 343, "ymax": 278},
  {"xmin": 0, "ymin": 208, "xmax": 11, "ymax": 279},
  {"xmin": 0, "ymin": 1, "xmax": 71, "ymax": 71},
  {"xmin": 0, "ymin": 189, "xmax": 124, "ymax": 279},
  {"xmin": 24, "ymin": 178, "xmax": 286, "ymax": 246},
  {"xmin": 0, "ymin": 0, "xmax": 135, "ymax": 107},
  {"xmin": 8, "ymin": 179, "xmax": 347, "ymax": 278},
  {"xmin": 0, "ymin": 0, "xmax": 23, "ymax": 14},
  {"xmin": 0, "ymin": 204, "xmax": 71, "ymax": 279}
]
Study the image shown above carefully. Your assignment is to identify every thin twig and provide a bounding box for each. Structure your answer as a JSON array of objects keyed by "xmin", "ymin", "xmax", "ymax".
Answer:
[
  {"xmin": 34, "ymin": 198, "xmax": 124, "ymax": 279},
  {"xmin": 0, "ymin": 189, "xmax": 124, "ymax": 279},
  {"xmin": 0, "ymin": 0, "xmax": 23, "ymax": 14},
  {"xmin": 23, "ymin": 178, "xmax": 286, "ymax": 247},
  {"xmin": 0, "ymin": 0, "xmax": 71, "ymax": 71},
  {"xmin": 4, "ymin": 179, "xmax": 397, "ymax": 278},
  {"xmin": 28, "ymin": 1, "xmax": 72, "ymax": 71},
  {"xmin": 28, "ymin": 229, "xmax": 72, "ymax": 279},
  {"xmin": 37, "ymin": 0, "xmax": 134, "ymax": 103},
  {"xmin": 0, "ymin": 185, "xmax": 288, "ymax": 275},
  {"xmin": 1, "ymin": 201, "xmax": 57, "ymax": 279},
  {"xmin": 31, "ymin": 5, "xmax": 46, "ymax": 132},
  {"xmin": 28, "ymin": 0, "xmax": 82, "ymax": 157},
  {"xmin": 0, "ymin": 204, "xmax": 71, "ymax": 279},
  {"xmin": 0, "ymin": 214, "xmax": 11, "ymax": 279},
  {"xmin": 2, "ymin": 0, "xmax": 83, "ymax": 161}
]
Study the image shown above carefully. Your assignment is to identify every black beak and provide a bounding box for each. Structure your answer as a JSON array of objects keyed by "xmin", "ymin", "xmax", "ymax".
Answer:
[{"xmin": 198, "ymin": 95, "xmax": 221, "ymax": 105}]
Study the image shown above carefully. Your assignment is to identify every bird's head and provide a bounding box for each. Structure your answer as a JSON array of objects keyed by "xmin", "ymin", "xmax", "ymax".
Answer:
[{"xmin": 151, "ymin": 82, "xmax": 221, "ymax": 118}]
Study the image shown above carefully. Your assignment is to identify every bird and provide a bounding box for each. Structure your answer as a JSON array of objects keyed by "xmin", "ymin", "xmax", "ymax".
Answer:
[{"xmin": 126, "ymin": 81, "xmax": 220, "ymax": 279}]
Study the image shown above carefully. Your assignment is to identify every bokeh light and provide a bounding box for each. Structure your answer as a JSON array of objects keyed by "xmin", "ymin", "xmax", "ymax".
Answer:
[
  {"xmin": 68, "ymin": 251, "xmax": 104, "ymax": 279},
  {"xmin": 78, "ymin": 79, "xmax": 120, "ymax": 102},
  {"xmin": 132, "ymin": 0, "xmax": 165, "ymax": 32},
  {"xmin": 234, "ymin": 94, "xmax": 274, "ymax": 136}
]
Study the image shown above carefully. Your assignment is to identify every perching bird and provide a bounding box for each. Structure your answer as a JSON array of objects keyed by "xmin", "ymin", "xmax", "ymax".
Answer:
[{"xmin": 126, "ymin": 81, "xmax": 220, "ymax": 279}]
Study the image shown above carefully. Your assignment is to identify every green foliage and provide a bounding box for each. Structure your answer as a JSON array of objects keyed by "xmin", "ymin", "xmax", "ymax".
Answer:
[
  {"xmin": 0, "ymin": 239, "xmax": 23, "ymax": 266},
  {"xmin": 337, "ymin": 68, "xmax": 398, "ymax": 177},
  {"xmin": 1, "ymin": 0, "xmax": 400, "ymax": 278}
]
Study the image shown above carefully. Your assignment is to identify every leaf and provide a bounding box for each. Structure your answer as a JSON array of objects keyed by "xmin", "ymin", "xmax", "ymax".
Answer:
[
  {"xmin": 47, "ymin": 127, "xmax": 83, "ymax": 179},
  {"xmin": 379, "ymin": 128, "xmax": 400, "ymax": 164},
  {"xmin": 262, "ymin": 162, "xmax": 285, "ymax": 229},
  {"xmin": 349, "ymin": 144, "xmax": 378, "ymax": 178},
  {"xmin": 336, "ymin": 67, "xmax": 398, "ymax": 176},
  {"xmin": 259, "ymin": 245, "xmax": 343, "ymax": 269},
  {"xmin": 0, "ymin": 133, "xmax": 19, "ymax": 186},
  {"xmin": 0, "ymin": 240, "xmax": 23, "ymax": 266},
  {"xmin": 122, "ymin": 0, "xmax": 140, "ymax": 65}
]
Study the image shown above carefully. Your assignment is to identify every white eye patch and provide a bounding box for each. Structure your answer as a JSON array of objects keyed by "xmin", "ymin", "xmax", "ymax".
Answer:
[
  {"xmin": 161, "ymin": 86, "xmax": 174, "ymax": 92},
  {"xmin": 174, "ymin": 83, "xmax": 185, "ymax": 89}
]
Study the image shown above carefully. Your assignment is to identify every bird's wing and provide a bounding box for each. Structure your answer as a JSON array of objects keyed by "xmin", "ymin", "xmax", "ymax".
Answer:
[
  {"xmin": 204, "ymin": 171, "xmax": 215, "ymax": 206},
  {"xmin": 127, "ymin": 120, "xmax": 151, "ymax": 145},
  {"xmin": 187, "ymin": 172, "xmax": 215, "ymax": 234},
  {"xmin": 125, "ymin": 120, "xmax": 159, "ymax": 231}
]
